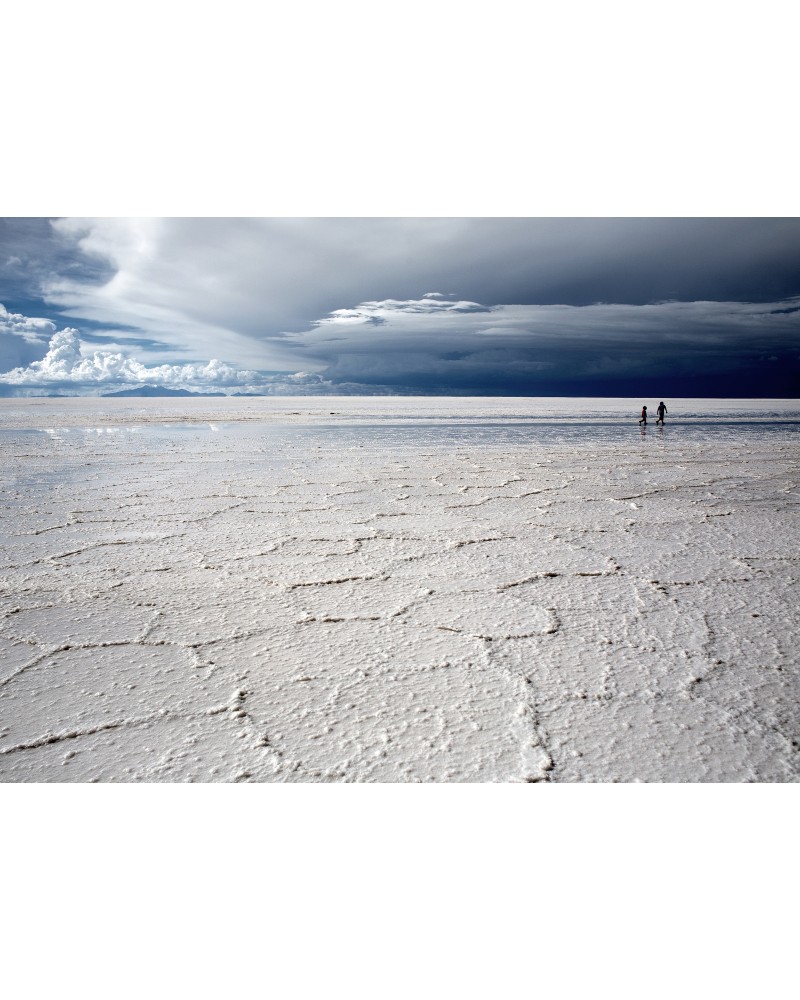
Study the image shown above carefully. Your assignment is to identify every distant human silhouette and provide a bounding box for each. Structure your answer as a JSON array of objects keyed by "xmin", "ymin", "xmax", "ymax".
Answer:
[
  {"xmin": 656, "ymin": 401, "xmax": 667, "ymax": 425},
  {"xmin": 639, "ymin": 405, "xmax": 647, "ymax": 425}
]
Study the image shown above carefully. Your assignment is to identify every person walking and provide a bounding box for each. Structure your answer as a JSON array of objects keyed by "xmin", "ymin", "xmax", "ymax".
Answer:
[
  {"xmin": 639, "ymin": 405, "xmax": 647, "ymax": 425},
  {"xmin": 656, "ymin": 401, "xmax": 667, "ymax": 425}
]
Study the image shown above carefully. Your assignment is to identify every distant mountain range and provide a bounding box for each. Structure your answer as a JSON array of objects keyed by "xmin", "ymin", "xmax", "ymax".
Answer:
[{"xmin": 101, "ymin": 385, "xmax": 227, "ymax": 397}]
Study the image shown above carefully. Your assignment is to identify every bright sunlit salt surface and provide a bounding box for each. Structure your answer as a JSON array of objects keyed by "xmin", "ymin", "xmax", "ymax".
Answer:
[{"xmin": 1, "ymin": 397, "xmax": 798, "ymax": 782}]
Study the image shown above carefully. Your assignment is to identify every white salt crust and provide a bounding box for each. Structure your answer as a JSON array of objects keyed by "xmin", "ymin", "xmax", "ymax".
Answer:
[{"xmin": 0, "ymin": 398, "xmax": 797, "ymax": 782}]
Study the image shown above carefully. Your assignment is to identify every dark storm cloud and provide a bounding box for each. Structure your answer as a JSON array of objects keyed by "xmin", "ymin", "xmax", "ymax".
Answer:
[{"xmin": 298, "ymin": 296, "xmax": 800, "ymax": 397}]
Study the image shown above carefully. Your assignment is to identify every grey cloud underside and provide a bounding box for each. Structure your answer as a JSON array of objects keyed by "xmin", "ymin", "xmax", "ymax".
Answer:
[
  {"xmin": 34, "ymin": 218, "xmax": 800, "ymax": 336},
  {"xmin": 164, "ymin": 217, "xmax": 800, "ymax": 320}
]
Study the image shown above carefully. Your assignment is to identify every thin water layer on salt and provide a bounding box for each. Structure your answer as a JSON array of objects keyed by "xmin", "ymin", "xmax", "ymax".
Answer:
[
  {"xmin": 1, "ymin": 395, "xmax": 798, "ymax": 429},
  {"xmin": 0, "ymin": 399, "xmax": 798, "ymax": 781}
]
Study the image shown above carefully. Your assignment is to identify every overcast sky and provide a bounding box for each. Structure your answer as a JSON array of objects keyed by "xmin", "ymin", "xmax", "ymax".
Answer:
[{"xmin": 1, "ymin": 217, "xmax": 799, "ymax": 396}]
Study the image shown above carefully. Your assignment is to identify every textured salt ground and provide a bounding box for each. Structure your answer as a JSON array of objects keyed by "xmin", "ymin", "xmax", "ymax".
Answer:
[{"xmin": 0, "ymin": 402, "xmax": 798, "ymax": 781}]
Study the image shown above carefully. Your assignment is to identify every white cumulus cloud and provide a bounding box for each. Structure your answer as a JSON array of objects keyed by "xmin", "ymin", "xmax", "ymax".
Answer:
[
  {"xmin": 0, "ymin": 303, "xmax": 58, "ymax": 344},
  {"xmin": 0, "ymin": 327, "xmax": 262, "ymax": 390},
  {"xmin": 0, "ymin": 317, "xmax": 380, "ymax": 395}
]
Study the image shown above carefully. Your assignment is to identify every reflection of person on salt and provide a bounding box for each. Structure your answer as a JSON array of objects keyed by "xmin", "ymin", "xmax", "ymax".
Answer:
[
  {"xmin": 638, "ymin": 405, "xmax": 647, "ymax": 425},
  {"xmin": 656, "ymin": 401, "xmax": 667, "ymax": 425}
]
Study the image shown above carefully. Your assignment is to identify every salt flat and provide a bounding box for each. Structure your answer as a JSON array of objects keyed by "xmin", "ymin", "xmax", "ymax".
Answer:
[{"xmin": 1, "ymin": 397, "xmax": 798, "ymax": 781}]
